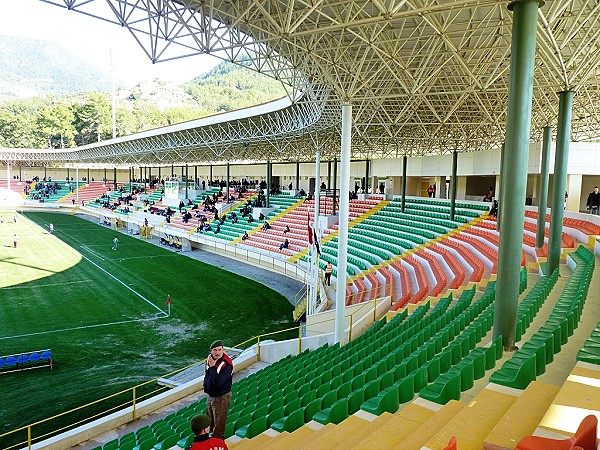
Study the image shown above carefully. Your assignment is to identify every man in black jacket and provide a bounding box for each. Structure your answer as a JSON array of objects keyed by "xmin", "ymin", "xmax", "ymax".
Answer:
[
  {"xmin": 587, "ymin": 186, "xmax": 600, "ymax": 215},
  {"xmin": 204, "ymin": 340, "xmax": 233, "ymax": 439}
]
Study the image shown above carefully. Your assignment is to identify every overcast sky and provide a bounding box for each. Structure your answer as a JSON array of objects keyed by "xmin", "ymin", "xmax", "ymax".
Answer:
[{"xmin": 0, "ymin": 0, "xmax": 222, "ymax": 84}]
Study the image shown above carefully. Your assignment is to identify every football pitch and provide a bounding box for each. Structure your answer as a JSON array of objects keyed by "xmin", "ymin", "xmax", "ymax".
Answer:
[{"xmin": 0, "ymin": 211, "xmax": 295, "ymax": 442}]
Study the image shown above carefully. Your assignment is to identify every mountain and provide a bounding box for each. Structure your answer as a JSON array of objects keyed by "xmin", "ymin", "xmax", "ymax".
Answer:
[{"xmin": 0, "ymin": 35, "xmax": 112, "ymax": 100}]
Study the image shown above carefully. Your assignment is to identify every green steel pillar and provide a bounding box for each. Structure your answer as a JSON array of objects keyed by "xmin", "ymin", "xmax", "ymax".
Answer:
[
  {"xmin": 87, "ymin": 167, "xmax": 90, "ymax": 183},
  {"xmin": 185, "ymin": 164, "xmax": 189, "ymax": 199},
  {"xmin": 226, "ymin": 162, "xmax": 230, "ymax": 202},
  {"xmin": 547, "ymin": 91, "xmax": 574, "ymax": 274},
  {"xmin": 494, "ymin": 0, "xmax": 541, "ymax": 351},
  {"xmin": 266, "ymin": 161, "xmax": 271, "ymax": 208},
  {"xmin": 296, "ymin": 161, "xmax": 300, "ymax": 191},
  {"xmin": 536, "ymin": 127, "xmax": 552, "ymax": 248},
  {"xmin": 333, "ymin": 158, "xmax": 338, "ymax": 215},
  {"xmin": 113, "ymin": 167, "xmax": 117, "ymax": 191},
  {"xmin": 364, "ymin": 159, "xmax": 370, "ymax": 192},
  {"xmin": 401, "ymin": 156, "xmax": 407, "ymax": 213},
  {"xmin": 209, "ymin": 165, "xmax": 213, "ymax": 186},
  {"xmin": 497, "ymin": 143, "xmax": 506, "ymax": 230},
  {"xmin": 171, "ymin": 164, "xmax": 174, "ymax": 178},
  {"xmin": 158, "ymin": 166, "xmax": 161, "ymax": 181},
  {"xmin": 327, "ymin": 160, "xmax": 332, "ymax": 189},
  {"xmin": 450, "ymin": 151, "xmax": 458, "ymax": 221},
  {"xmin": 194, "ymin": 165, "xmax": 198, "ymax": 186},
  {"xmin": 67, "ymin": 167, "xmax": 70, "ymax": 181}
]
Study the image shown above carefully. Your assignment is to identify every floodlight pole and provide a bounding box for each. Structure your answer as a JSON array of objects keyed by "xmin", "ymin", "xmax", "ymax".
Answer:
[{"xmin": 335, "ymin": 103, "xmax": 352, "ymax": 345}]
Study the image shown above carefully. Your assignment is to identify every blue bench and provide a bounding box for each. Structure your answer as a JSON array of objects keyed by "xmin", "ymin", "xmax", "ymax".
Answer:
[{"xmin": 0, "ymin": 349, "xmax": 53, "ymax": 373}]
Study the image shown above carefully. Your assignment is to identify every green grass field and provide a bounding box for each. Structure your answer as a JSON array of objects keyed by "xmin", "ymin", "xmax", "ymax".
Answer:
[{"xmin": 0, "ymin": 211, "xmax": 294, "ymax": 446}]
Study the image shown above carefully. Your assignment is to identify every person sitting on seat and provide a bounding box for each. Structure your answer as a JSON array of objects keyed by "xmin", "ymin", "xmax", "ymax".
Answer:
[
  {"xmin": 259, "ymin": 212, "xmax": 265, "ymax": 221},
  {"xmin": 242, "ymin": 231, "xmax": 249, "ymax": 241},
  {"xmin": 283, "ymin": 225, "xmax": 290, "ymax": 234},
  {"xmin": 279, "ymin": 239, "xmax": 289, "ymax": 251},
  {"xmin": 262, "ymin": 220, "xmax": 271, "ymax": 231}
]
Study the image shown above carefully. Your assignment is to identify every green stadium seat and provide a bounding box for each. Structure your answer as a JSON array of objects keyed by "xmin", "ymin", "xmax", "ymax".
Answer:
[
  {"xmin": 419, "ymin": 370, "xmax": 461, "ymax": 404},
  {"xmin": 176, "ymin": 434, "xmax": 194, "ymax": 449},
  {"xmin": 153, "ymin": 432, "xmax": 179, "ymax": 450},
  {"xmin": 490, "ymin": 352, "xmax": 536, "ymax": 389},
  {"xmin": 101, "ymin": 440, "xmax": 119, "ymax": 450},
  {"xmin": 266, "ymin": 406, "xmax": 285, "ymax": 428},
  {"xmin": 313, "ymin": 398, "xmax": 349, "ymax": 425},
  {"xmin": 360, "ymin": 385, "xmax": 399, "ymax": 415},
  {"xmin": 235, "ymin": 416, "xmax": 267, "ymax": 439},
  {"xmin": 271, "ymin": 407, "xmax": 304, "ymax": 433}
]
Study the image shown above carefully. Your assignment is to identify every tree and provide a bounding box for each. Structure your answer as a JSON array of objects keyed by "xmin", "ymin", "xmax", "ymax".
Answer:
[{"xmin": 37, "ymin": 103, "xmax": 76, "ymax": 148}]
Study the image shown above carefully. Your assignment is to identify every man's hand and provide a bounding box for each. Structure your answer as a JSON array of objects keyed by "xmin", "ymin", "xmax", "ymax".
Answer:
[{"xmin": 207, "ymin": 354, "xmax": 216, "ymax": 368}]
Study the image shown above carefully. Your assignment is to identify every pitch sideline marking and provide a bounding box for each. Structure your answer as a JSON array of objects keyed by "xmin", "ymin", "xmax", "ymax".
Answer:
[
  {"xmin": 80, "ymin": 253, "xmax": 166, "ymax": 315},
  {"xmin": 0, "ymin": 315, "xmax": 168, "ymax": 341}
]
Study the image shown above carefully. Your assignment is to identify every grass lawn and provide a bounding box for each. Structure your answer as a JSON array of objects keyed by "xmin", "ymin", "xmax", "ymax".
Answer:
[{"xmin": 0, "ymin": 211, "xmax": 295, "ymax": 447}]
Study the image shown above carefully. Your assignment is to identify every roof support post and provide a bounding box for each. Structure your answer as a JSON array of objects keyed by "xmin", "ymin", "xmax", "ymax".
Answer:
[
  {"xmin": 332, "ymin": 158, "xmax": 338, "ymax": 215},
  {"xmin": 364, "ymin": 159, "xmax": 369, "ymax": 192},
  {"xmin": 497, "ymin": 143, "xmax": 506, "ymax": 230},
  {"xmin": 494, "ymin": 0, "xmax": 541, "ymax": 351},
  {"xmin": 547, "ymin": 91, "xmax": 573, "ymax": 275},
  {"xmin": 226, "ymin": 162, "xmax": 230, "ymax": 203},
  {"xmin": 327, "ymin": 160, "xmax": 332, "ymax": 190},
  {"xmin": 209, "ymin": 165, "xmax": 213, "ymax": 187},
  {"xmin": 450, "ymin": 151, "xmax": 458, "ymax": 221},
  {"xmin": 87, "ymin": 167, "xmax": 90, "ymax": 184},
  {"xmin": 186, "ymin": 164, "xmax": 189, "ymax": 200},
  {"xmin": 113, "ymin": 167, "xmax": 117, "ymax": 191},
  {"xmin": 309, "ymin": 149, "xmax": 321, "ymax": 316},
  {"xmin": 536, "ymin": 127, "xmax": 553, "ymax": 247},
  {"xmin": 335, "ymin": 103, "xmax": 352, "ymax": 345},
  {"xmin": 194, "ymin": 165, "xmax": 198, "ymax": 187},
  {"xmin": 401, "ymin": 156, "xmax": 407, "ymax": 213},
  {"xmin": 296, "ymin": 161, "xmax": 300, "ymax": 191},
  {"xmin": 7, "ymin": 163, "xmax": 10, "ymax": 192},
  {"xmin": 266, "ymin": 160, "xmax": 271, "ymax": 208},
  {"xmin": 76, "ymin": 167, "xmax": 79, "ymax": 202}
]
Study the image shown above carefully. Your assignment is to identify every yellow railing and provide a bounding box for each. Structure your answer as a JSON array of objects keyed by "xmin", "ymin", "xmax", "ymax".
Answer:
[{"xmin": 1, "ymin": 294, "xmax": 391, "ymax": 450}]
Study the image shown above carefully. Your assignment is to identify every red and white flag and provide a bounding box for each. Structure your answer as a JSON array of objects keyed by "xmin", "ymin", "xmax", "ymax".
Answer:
[{"xmin": 166, "ymin": 295, "xmax": 171, "ymax": 305}]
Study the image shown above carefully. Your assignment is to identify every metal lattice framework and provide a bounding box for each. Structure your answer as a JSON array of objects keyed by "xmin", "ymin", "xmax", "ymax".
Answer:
[{"xmin": 2, "ymin": 0, "xmax": 600, "ymax": 166}]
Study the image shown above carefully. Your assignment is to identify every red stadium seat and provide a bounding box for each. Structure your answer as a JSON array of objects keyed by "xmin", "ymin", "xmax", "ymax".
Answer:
[{"xmin": 515, "ymin": 414, "xmax": 597, "ymax": 450}]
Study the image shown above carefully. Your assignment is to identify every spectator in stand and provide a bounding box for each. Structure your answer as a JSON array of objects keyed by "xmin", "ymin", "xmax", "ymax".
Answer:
[
  {"xmin": 427, "ymin": 185, "xmax": 434, "ymax": 197},
  {"xmin": 490, "ymin": 200, "xmax": 499, "ymax": 217},
  {"xmin": 586, "ymin": 186, "xmax": 600, "ymax": 215},
  {"xmin": 279, "ymin": 239, "xmax": 289, "ymax": 251},
  {"xmin": 13, "ymin": 234, "xmax": 18, "ymax": 248},
  {"xmin": 283, "ymin": 225, "xmax": 290, "ymax": 234},
  {"xmin": 187, "ymin": 414, "xmax": 228, "ymax": 450},
  {"xmin": 242, "ymin": 231, "xmax": 249, "ymax": 241},
  {"xmin": 262, "ymin": 221, "xmax": 270, "ymax": 231},
  {"xmin": 483, "ymin": 187, "xmax": 493, "ymax": 202},
  {"xmin": 324, "ymin": 262, "xmax": 333, "ymax": 286},
  {"xmin": 204, "ymin": 340, "xmax": 233, "ymax": 440}
]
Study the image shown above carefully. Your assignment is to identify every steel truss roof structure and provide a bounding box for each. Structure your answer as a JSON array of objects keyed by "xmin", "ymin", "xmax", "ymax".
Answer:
[{"xmin": 2, "ymin": 0, "xmax": 600, "ymax": 166}]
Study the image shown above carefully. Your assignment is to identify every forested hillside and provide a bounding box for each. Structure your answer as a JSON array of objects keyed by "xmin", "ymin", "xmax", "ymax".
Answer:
[{"xmin": 0, "ymin": 36, "xmax": 287, "ymax": 149}]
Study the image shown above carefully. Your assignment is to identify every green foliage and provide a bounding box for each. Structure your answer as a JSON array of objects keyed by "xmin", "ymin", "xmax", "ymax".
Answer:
[{"xmin": 0, "ymin": 57, "xmax": 287, "ymax": 148}]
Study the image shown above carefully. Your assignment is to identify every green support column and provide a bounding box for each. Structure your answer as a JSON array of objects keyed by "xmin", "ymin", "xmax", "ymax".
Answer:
[
  {"xmin": 266, "ymin": 161, "xmax": 271, "ymax": 208},
  {"xmin": 450, "ymin": 151, "xmax": 458, "ymax": 221},
  {"xmin": 226, "ymin": 162, "xmax": 230, "ymax": 202},
  {"xmin": 158, "ymin": 166, "xmax": 161, "ymax": 181},
  {"xmin": 547, "ymin": 91, "xmax": 574, "ymax": 274},
  {"xmin": 171, "ymin": 164, "xmax": 174, "ymax": 178},
  {"xmin": 364, "ymin": 159, "xmax": 370, "ymax": 192},
  {"xmin": 327, "ymin": 160, "xmax": 332, "ymax": 189},
  {"xmin": 497, "ymin": 143, "xmax": 506, "ymax": 230},
  {"xmin": 67, "ymin": 167, "xmax": 70, "ymax": 181},
  {"xmin": 194, "ymin": 165, "xmax": 198, "ymax": 186},
  {"xmin": 332, "ymin": 158, "xmax": 338, "ymax": 215},
  {"xmin": 209, "ymin": 165, "xmax": 213, "ymax": 187},
  {"xmin": 494, "ymin": 0, "xmax": 541, "ymax": 351},
  {"xmin": 113, "ymin": 167, "xmax": 117, "ymax": 191},
  {"xmin": 401, "ymin": 156, "xmax": 407, "ymax": 213},
  {"xmin": 87, "ymin": 167, "xmax": 90, "ymax": 183},
  {"xmin": 185, "ymin": 164, "xmax": 189, "ymax": 199},
  {"xmin": 296, "ymin": 161, "xmax": 300, "ymax": 191},
  {"xmin": 536, "ymin": 127, "xmax": 552, "ymax": 248}
]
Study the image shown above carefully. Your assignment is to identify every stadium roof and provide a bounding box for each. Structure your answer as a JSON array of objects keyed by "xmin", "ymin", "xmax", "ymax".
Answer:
[{"xmin": 3, "ymin": 0, "xmax": 600, "ymax": 166}]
